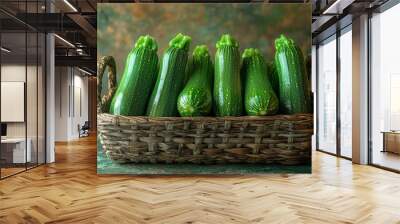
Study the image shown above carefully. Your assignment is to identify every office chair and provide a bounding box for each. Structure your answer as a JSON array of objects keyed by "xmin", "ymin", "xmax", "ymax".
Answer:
[{"xmin": 79, "ymin": 121, "xmax": 90, "ymax": 138}]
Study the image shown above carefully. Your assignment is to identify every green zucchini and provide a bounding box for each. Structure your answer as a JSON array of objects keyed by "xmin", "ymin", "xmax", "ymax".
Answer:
[
  {"xmin": 146, "ymin": 33, "xmax": 191, "ymax": 117},
  {"xmin": 177, "ymin": 45, "xmax": 213, "ymax": 117},
  {"xmin": 110, "ymin": 35, "xmax": 158, "ymax": 115},
  {"xmin": 214, "ymin": 34, "xmax": 242, "ymax": 116},
  {"xmin": 266, "ymin": 61, "xmax": 279, "ymax": 98},
  {"xmin": 293, "ymin": 44, "xmax": 311, "ymax": 101},
  {"xmin": 305, "ymin": 54, "xmax": 312, "ymax": 109},
  {"xmin": 274, "ymin": 35, "xmax": 311, "ymax": 114},
  {"xmin": 242, "ymin": 48, "xmax": 279, "ymax": 116},
  {"xmin": 184, "ymin": 55, "xmax": 193, "ymax": 85}
]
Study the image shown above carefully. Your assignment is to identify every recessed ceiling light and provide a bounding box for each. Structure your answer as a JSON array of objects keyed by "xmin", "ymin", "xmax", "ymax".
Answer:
[
  {"xmin": 322, "ymin": 0, "xmax": 354, "ymax": 15},
  {"xmin": 63, "ymin": 0, "xmax": 78, "ymax": 12},
  {"xmin": 1, "ymin": 47, "xmax": 11, "ymax": 53},
  {"xmin": 54, "ymin": 34, "xmax": 75, "ymax": 48},
  {"xmin": 78, "ymin": 67, "xmax": 93, "ymax": 76}
]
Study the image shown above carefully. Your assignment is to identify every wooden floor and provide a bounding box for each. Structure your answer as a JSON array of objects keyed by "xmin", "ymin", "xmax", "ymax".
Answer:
[
  {"xmin": 1, "ymin": 163, "xmax": 44, "ymax": 178},
  {"xmin": 0, "ymin": 135, "xmax": 400, "ymax": 224},
  {"xmin": 1, "ymin": 167, "xmax": 26, "ymax": 178}
]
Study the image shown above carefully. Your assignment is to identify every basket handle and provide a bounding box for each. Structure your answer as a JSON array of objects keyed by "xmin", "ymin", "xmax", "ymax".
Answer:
[{"xmin": 97, "ymin": 56, "xmax": 117, "ymax": 113}]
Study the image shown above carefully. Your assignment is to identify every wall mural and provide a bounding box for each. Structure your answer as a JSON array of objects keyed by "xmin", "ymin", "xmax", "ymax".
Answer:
[{"xmin": 97, "ymin": 3, "xmax": 312, "ymax": 174}]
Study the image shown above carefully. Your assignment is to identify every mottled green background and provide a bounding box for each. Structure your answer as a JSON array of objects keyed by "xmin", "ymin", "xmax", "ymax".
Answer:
[
  {"xmin": 97, "ymin": 3, "xmax": 311, "ymax": 174},
  {"xmin": 98, "ymin": 3, "xmax": 311, "ymax": 81}
]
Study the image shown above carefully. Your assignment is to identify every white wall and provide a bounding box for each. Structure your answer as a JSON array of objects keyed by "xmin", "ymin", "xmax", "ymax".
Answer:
[
  {"xmin": 352, "ymin": 14, "xmax": 369, "ymax": 164},
  {"xmin": 71, "ymin": 73, "xmax": 89, "ymax": 138},
  {"xmin": 1, "ymin": 65, "xmax": 26, "ymax": 139},
  {"xmin": 54, "ymin": 67, "xmax": 89, "ymax": 141},
  {"xmin": 1, "ymin": 65, "xmax": 37, "ymax": 138},
  {"xmin": 55, "ymin": 66, "xmax": 69, "ymax": 141}
]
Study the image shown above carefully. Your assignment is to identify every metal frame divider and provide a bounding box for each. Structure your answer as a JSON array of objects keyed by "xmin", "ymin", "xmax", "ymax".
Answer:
[
  {"xmin": 367, "ymin": 10, "xmax": 373, "ymax": 165},
  {"xmin": 315, "ymin": 44, "xmax": 319, "ymax": 152},
  {"xmin": 44, "ymin": 0, "xmax": 48, "ymax": 165},
  {"xmin": 25, "ymin": 0, "xmax": 28, "ymax": 172},
  {"xmin": 36, "ymin": 0, "xmax": 39, "ymax": 168},
  {"xmin": 336, "ymin": 22, "xmax": 341, "ymax": 157},
  {"xmin": 0, "ymin": 17, "xmax": 2, "ymax": 179}
]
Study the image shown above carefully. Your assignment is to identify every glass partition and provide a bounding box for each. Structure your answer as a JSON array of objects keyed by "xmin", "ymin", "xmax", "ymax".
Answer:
[
  {"xmin": 27, "ymin": 31, "xmax": 38, "ymax": 169},
  {"xmin": 317, "ymin": 35, "xmax": 337, "ymax": 154},
  {"xmin": 339, "ymin": 26, "xmax": 352, "ymax": 158},
  {"xmin": 38, "ymin": 32, "xmax": 45, "ymax": 165},
  {"xmin": 0, "ymin": 1, "xmax": 46, "ymax": 179},
  {"xmin": 370, "ymin": 3, "xmax": 400, "ymax": 171},
  {"xmin": 1, "ymin": 31, "xmax": 28, "ymax": 177}
]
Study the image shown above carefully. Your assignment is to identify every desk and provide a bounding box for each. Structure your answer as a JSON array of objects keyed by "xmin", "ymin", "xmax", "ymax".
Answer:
[
  {"xmin": 1, "ymin": 138, "xmax": 31, "ymax": 163},
  {"xmin": 382, "ymin": 131, "xmax": 400, "ymax": 154}
]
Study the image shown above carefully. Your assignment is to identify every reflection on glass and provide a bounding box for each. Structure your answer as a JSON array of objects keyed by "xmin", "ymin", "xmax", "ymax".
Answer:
[
  {"xmin": 0, "ymin": 1, "xmax": 47, "ymax": 179},
  {"xmin": 1, "ymin": 31, "xmax": 27, "ymax": 177},
  {"xmin": 27, "ymin": 31, "xmax": 38, "ymax": 169},
  {"xmin": 371, "ymin": 4, "xmax": 400, "ymax": 171},
  {"xmin": 38, "ymin": 33, "xmax": 46, "ymax": 165},
  {"xmin": 317, "ymin": 36, "xmax": 337, "ymax": 154},
  {"xmin": 339, "ymin": 28, "xmax": 352, "ymax": 158}
]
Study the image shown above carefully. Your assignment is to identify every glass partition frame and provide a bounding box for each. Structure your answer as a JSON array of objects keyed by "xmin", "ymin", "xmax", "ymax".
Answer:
[
  {"xmin": 315, "ymin": 24, "xmax": 353, "ymax": 160},
  {"xmin": 0, "ymin": 0, "xmax": 47, "ymax": 179}
]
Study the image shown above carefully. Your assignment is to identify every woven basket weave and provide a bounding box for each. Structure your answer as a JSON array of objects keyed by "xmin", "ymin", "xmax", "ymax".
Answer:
[
  {"xmin": 98, "ymin": 113, "xmax": 313, "ymax": 165},
  {"xmin": 97, "ymin": 55, "xmax": 312, "ymax": 165}
]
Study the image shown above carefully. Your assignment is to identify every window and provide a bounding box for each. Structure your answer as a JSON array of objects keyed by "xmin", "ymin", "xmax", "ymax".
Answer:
[
  {"xmin": 317, "ymin": 35, "xmax": 337, "ymax": 154},
  {"xmin": 339, "ymin": 26, "xmax": 352, "ymax": 158},
  {"xmin": 370, "ymin": 3, "xmax": 400, "ymax": 171}
]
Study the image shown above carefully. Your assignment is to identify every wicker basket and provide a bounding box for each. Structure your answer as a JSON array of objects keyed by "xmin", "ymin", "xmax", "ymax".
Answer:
[
  {"xmin": 97, "ymin": 55, "xmax": 313, "ymax": 165},
  {"xmin": 98, "ymin": 113, "xmax": 313, "ymax": 165}
]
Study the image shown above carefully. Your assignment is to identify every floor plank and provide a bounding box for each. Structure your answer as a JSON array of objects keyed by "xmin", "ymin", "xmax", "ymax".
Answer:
[{"xmin": 0, "ymin": 135, "xmax": 399, "ymax": 224}]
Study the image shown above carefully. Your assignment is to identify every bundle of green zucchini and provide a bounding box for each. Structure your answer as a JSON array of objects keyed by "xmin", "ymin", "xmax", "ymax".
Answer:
[{"xmin": 106, "ymin": 33, "xmax": 311, "ymax": 117}]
